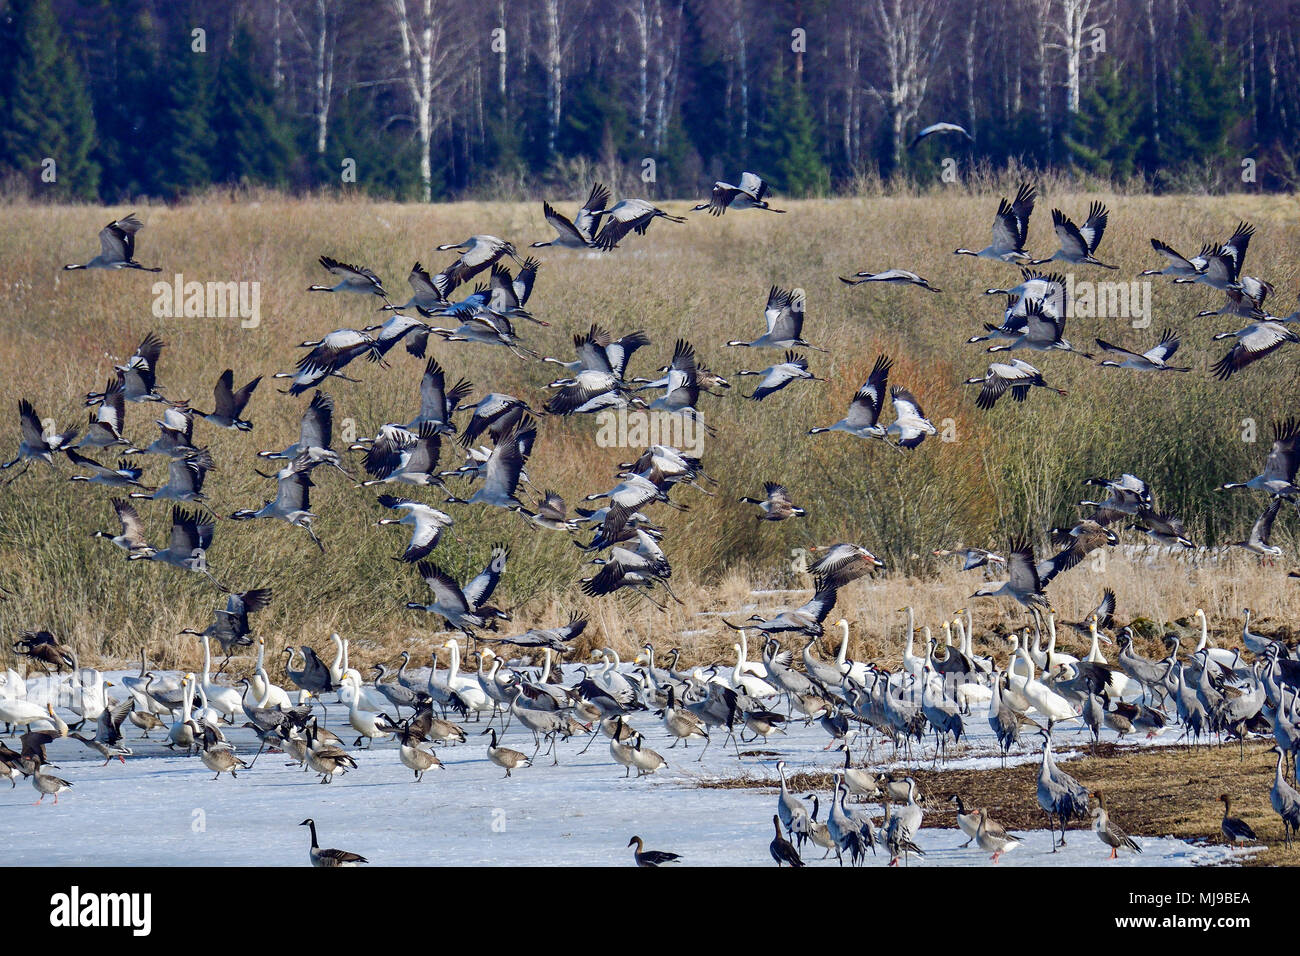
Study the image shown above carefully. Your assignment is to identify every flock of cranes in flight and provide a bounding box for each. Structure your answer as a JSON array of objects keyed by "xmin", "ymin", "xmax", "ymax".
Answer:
[{"xmin": 3, "ymin": 172, "xmax": 1300, "ymax": 866}]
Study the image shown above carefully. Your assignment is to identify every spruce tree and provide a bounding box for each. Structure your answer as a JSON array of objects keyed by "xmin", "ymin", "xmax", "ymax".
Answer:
[
  {"xmin": 1166, "ymin": 18, "xmax": 1239, "ymax": 172},
  {"xmin": 209, "ymin": 24, "xmax": 294, "ymax": 188},
  {"xmin": 153, "ymin": 23, "xmax": 214, "ymax": 198},
  {"xmin": 1064, "ymin": 60, "xmax": 1144, "ymax": 180},
  {"xmin": 2, "ymin": 0, "xmax": 99, "ymax": 198},
  {"xmin": 751, "ymin": 64, "xmax": 828, "ymax": 197}
]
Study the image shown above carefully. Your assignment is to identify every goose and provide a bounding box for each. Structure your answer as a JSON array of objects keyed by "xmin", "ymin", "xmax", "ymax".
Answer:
[
  {"xmin": 64, "ymin": 213, "xmax": 160, "ymax": 271},
  {"xmin": 532, "ymin": 182, "xmax": 610, "ymax": 246},
  {"xmin": 1232, "ymin": 500, "xmax": 1284, "ymax": 559},
  {"xmin": 128, "ymin": 448, "xmax": 211, "ymax": 502},
  {"xmin": 304, "ymin": 723, "xmax": 357, "ymax": 783},
  {"xmin": 30, "ymin": 766, "xmax": 73, "ymax": 805},
  {"xmin": 1091, "ymin": 793, "xmax": 1141, "ymax": 859},
  {"xmin": 975, "ymin": 808, "xmax": 1022, "ymax": 863},
  {"xmin": 379, "ymin": 261, "xmax": 453, "ymax": 312},
  {"xmin": 1095, "ymin": 328, "xmax": 1192, "ymax": 372},
  {"xmin": 308, "ymin": 255, "xmax": 388, "ymax": 297},
  {"xmin": 768, "ymin": 811, "xmax": 807, "ymax": 866},
  {"xmin": 629, "ymin": 733, "xmax": 667, "ymax": 776},
  {"xmin": 727, "ymin": 286, "xmax": 824, "ymax": 350},
  {"xmin": 1173, "ymin": 221, "xmax": 1254, "ymax": 290},
  {"xmin": 737, "ymin": 351, "xmax": 822, "ymax": 401},
  {"xmin": 908, "ymin": 121, "xmax": 973, "ymax": 148},
  {"xmin": 397, "ymin": 725, "xmax": 444, "ymax": 781},
  {"xmin": 194, "ymin": 369, "xmax": 260, "ymax": 431},
  {"xmin": 300, "ymin": 818, "xmax": 368, "ymax": 866},
  {"xmin": 1209, "ymin": 320, "xmax": 1298, "ymax": 379},
  {"xmin": 194, "ymin": 721, "xmax": 247, "ymax": 779},
  {"xmin": 435, "ymin": 235, "xmax": 522, "ymax": 286},
  {"xmin": 1218, "ymin": 794, "xmax": 1257, "ymax": 845},
  {"xmin": 1217, "ymin": 417, "xmax": 1299, "ymax": 497},
  {"xmin": 1127, "ymin": 507, "xmax": 1195, "ymax": 549},
  {"xmin": 807, "ymin": 353, "xmax": 891, "ymax": 440},
  {"xmin": 963, "ymin": 359, "xmax": 1066, "ymax": 409},
  {"xmin": 805, "ymin": 542, "xmax": 886, "ymax": 585},
  {"xmin": 971, "ymin": 539, "xmax": 1050, "ymax": 612},
  {"xmin": 482, "ymin": 727, "xmax": 530, "ymax": 777},
  {"xmin": 75, "ymin": 378, "xmax": 128, "ymax": 450},
  {"xmin": 692, "ymin": 171, "xmax": 784, "ymax": 215},
  {"xmin": 1029, "ymin": 202, "xmax": 1117, "ymax": 268},
  {"xmin": 592, "ymin": 199, "xmax": 686, "ymax": 250},
  {"xmin": 1268, "ymin": 747, "xmax": 1300, "ymax": 848},
  {"xmin": 1141, "ymin": 237, "xmax": 1213, "ymax": 277},
  {"xmin": 229, "ymin": 461, "xmax": 323, "ymax": 551},
  {"xmin": 660, "ymin": 685, "xmax": 709, "ymax": 756},
  {"xmin": 949, "ymin": 794, "xmax": 980, "ymax": 847},
  {"xmin": 1, "ymin": 399, "xmax": 78, "ymax": 479},
  {"xmin": 839, "ymin": 267, "xmax": 940, "ymax": 292},
  {"xmin": 954, "ymin": 181, "xmax": 1035, "ymax": 261},
  {"xmin": 628, "ymin": 835, "xmax": 681, "ymax": 866}
]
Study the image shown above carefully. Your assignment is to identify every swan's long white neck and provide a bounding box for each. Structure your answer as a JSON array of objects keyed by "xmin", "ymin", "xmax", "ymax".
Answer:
[{"xmin": 836, "ymin": 620, "xmax": 850, "ymax": 666}]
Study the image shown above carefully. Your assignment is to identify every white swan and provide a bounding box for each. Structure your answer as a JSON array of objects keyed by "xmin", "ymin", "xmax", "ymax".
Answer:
[
  {"xmin": 731, "ymin": 645, "xmax": 778, "ymax": 697},
  {"xmin": 900, "ymin": 607, "xmax": 924, "ymax": 678},
  {"xmin": 833, "ymin": 619, "xmax": 869, "ymax": 684},
  {"xmin": 197, "ymin": 637, "xmax": 242, "ymax": 722},
  {"xmin": 738, "ymin": 630, "xmax": 769, "ymax": 679},
  {"xmin": 1008, "ymin": 648, "xmax": 1079, "ymax": 723},
  {"xmin": 442, "ymin": 640, "xmax": 491, "ymax": 713},
  {"xmin": 342, "ymin": 674, "xmax": 398, "ymax": 747},
  {"xmin": 167, "ymin": 675, "xmax": 196, "ymax": 751}
]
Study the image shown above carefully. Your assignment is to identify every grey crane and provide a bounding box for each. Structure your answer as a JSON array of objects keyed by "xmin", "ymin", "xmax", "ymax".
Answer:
[
  {"xmin": 808, "ymin": 353, "xmax": 891, "ymax": 441},
  {"xmin": 972, "ymin": 539, "xmax": 1050, "ymax": 612},
  {"xmin": 737, "ymin": 351, "xmax": 823, "ymax": 401},
  {"xmin": 230, "ymin": 461, "xmax": 324, "ymax": 552},
  {"xmin": 532, "ymin": 182, "xmax": 610, "ymax": 246},
  {"xmin": 592, "ymin": 199, "xmax": 686, "ymax": 250},
  {"xmin": 129, "ymin": 448, "xmax": 211, "ymax": 502},
  {"xmin": 839, "ymin": 267, "xmax": 940, "ymax": 292},
  {"xmin": 63, "ymin": 213, "xmax": 161, "ymax": 271},
  {"xmin": 954, "ymin": 181, "xmax": 1035, "ymax": 262},
  {"xmin": 375, "ymin": 494, "xmax": 455, "ymax": 562},
  {"xmin": 1096, "ymin": 328, "xmax": 1192, "ymax": 372},
  {"xmin": 257, "ymin": 391, "xmax": 350, "ymax": 477},
  {"xmin": 84, "ymin": 333, "xmax": 167, "ymax": 405},
  {"xmin": 307, "ymin": 255, "xmax": 389, "ymax": 298},
  {"xmin": 434, "ymin": 235, "xmax": 523, "ymax": 286},
  {"xmin": 1218, "ymin": 417, "xmax": 1299, "ymax": 497},
  {"xmin": 692, "ymin": 172, "xmax": 785, "ymax": 215},
  {"xmin": 963, "ymin": 358, "xmax": 1066, "ymax": 410},
  {"xmin": 1029, "ymin": 202, "xmax": 1117, "ymax": 268},
  {"xmin": 726, "ymin": 285, "xmax": 824, "ymax": 350},
  {"xmin": 1037, "ymin": 729, "xmax": 1090, "ymax": 849},
  {"xmin": 1210, "ymin": 320, "xmax": 1298, "ymax": 379},
  {"xmin": 65, "ymin": 449, "xmax": 151, "ymax": 490}
]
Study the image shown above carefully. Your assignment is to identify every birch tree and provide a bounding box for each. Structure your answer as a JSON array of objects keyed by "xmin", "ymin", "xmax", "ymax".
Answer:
[{"xmin": 389, "ymin": 0, "xmax": 463, "ymax": 200}]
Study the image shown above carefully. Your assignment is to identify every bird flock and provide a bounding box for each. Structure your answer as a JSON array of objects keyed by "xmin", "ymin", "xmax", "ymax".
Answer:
[{"xmin": 2, "ymin": 178, "xmax": 1300, "ymax": 866}]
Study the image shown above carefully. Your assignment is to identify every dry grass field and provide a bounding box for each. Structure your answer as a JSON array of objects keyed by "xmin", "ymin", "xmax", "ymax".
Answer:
[{"xmin": 2, "ymin": 183, "xmax": 1300, "ymax": 680}]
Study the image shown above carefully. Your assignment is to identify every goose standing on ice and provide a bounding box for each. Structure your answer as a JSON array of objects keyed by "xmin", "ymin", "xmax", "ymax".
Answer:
[
  {"xmin": 975, "ymin": 808, "xmax": 1022, "ymax": 863},
  {"xmin": 300, "ymin": 818, "xmax": 368, "ymax": 866},
  {"xmin": 1091, "ymin": 792, "xmax": 1141, "ymax": 859},
  {"xmin": 628, "ymin": 835, "xmax": 681, "ymax": 866}
]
